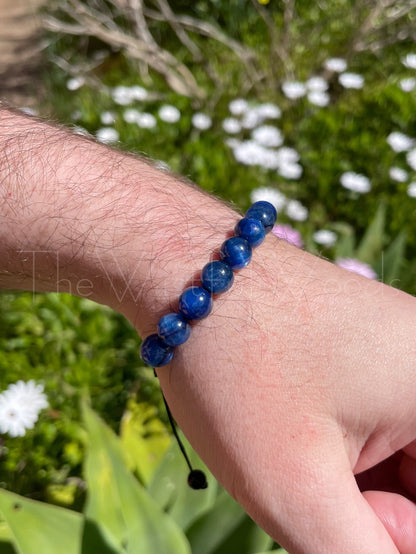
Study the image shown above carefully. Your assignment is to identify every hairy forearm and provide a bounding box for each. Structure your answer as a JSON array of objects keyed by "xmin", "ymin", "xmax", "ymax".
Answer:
[{"xmin": 0, "ymin": 108, "xmax": 239, "ymax": 329}]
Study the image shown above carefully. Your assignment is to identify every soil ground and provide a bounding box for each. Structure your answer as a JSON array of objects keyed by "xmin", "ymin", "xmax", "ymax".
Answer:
[{"xmin": 0, "ymin": 0, "xmax": 44, "ymax": 107}]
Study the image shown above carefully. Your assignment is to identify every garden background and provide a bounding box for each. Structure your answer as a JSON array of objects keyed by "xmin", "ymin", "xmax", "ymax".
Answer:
[{"xmin": 0, "ymin": 0, "xmax": 416, "ymax": 552}]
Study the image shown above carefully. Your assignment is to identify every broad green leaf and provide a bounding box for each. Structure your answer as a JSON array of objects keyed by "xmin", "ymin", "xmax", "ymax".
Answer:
[
  {"xmin": 332, "ymin": 222, "xmax": 356, "ymax": 259},
  {"xmin": 0, "ymin": 521, "xmax": 16, "ymax": 553},
  {"xmin": 186, "ymin": 490, "xmax": 246, "ymax": 554},
  {"xmin": 373, "ymin": 231, "xmax": 406, "ymax": 287},
  {"xmin": 0, "ymin": 488, "xmax": 83, "ymax": 554},
  {"xmin": 82, "ymin": 402, "xmax": 190, "ymax": 554},
  {"xmin": 120, "ymin": 400, "xmax": 171, "ymax": 485},
  {"xmin": 356, "ymin": 204, "xmax": 385, "ymax": 264},
  {"xmin": 148, "ymin": 430, "xmax": 217, "ymax": 530},
  {"xmin": 214, "ymin": 515, "xmax": 274, "ymax": 554},
  {"xmin": 254, "ymin": 550, "xmax": 289, "ymax": 554}
]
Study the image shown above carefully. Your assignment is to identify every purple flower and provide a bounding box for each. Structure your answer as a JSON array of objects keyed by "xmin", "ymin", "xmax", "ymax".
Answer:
[
  {"xmin": 272, "ymin": 224, "xmax": 303, "ymax": 248},
  {"xmin": 335, "ymin": 258, "xmax": 377, "ymax": 280}
]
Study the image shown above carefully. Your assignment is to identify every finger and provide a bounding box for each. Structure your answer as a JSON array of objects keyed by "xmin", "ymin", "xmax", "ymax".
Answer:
[
  {"xmin": 364, "ymin": 491, "xmax": 416, "ymax": 554},
  {"xmin": 403, "ymin": 440, "xmax": 416, "ymax": 459},
  {"xmin": 253, "ymin": 447, "xmax": 399, "ymax": 554}
]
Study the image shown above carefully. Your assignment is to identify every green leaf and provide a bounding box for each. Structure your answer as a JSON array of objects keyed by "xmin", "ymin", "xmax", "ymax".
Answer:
[
  {"xmin": 120, "ymin": 400, "xmax": 171, "ymax": 485},
  {"xmin": 332, "ymin": 222, "xmax": 356, "ymax": 259},
  {"xmin": 0, "ymin": 488, "xmax": 83, "ymax": 554},
  {"xmin": 356, "ymin": 204, "xmax": 386, "ymax": 264},
  {"xmin": 374, "ymin": 231, "xmax": 407, "ymax": 287},
  {"xmin": 214, "ymin": 514, "xmax": 274, "ymax": 554},
  {"xmin": 254, "ymin": 550, "xmax": 289, "ymax": 554},
  {"xmin": 148, "ymin": 430, "xmax": 217, "ymax": 531},
  {"xmin": 186, "ymin": 490, "xmax": 246, "ymax": 554},
  {"xmin": 0, "ymin": 521, "xmax": 16, "ymax": 553},
  {"xmin": 82, "ymin": 402, "xmax": 190, "ymax": 554}
]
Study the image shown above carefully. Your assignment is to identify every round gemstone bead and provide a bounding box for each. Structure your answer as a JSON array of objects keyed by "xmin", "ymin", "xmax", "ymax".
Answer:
[
  {"xmin": 245, "ymin": 201, "xmax": 277, "ymax": 233},
  {"xmin": 157, "ymin": 313, "xmax": 191, "ymax": 346},
  {"xmin": 179, "ymin": 286, "xmax": 213, "ymax": 320},
  {"xmin": 140, "ymin": 334, "xmax": 174, "ymax": 367},
  {"xmin": 220, "ymin": 236, "xmax": 252, "ymax": 270},
  {"xmin": 234, "ymin": 217, "xmax": 266, "ymax": 248},
  {"xmin": 201, "ymin": 260, "xmax": 234, "ymax": 294}
]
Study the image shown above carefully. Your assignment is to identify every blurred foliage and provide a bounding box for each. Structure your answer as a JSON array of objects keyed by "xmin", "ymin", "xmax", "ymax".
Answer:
[{"xmin": 0, "ymin": 403, "xmax": 281, "ymax": 553}]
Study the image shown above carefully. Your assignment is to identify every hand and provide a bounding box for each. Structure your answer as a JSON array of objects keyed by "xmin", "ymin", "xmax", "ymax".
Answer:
[{"xmin": 156, "ymin": 238, "xmax": 416, "ymax": 553}]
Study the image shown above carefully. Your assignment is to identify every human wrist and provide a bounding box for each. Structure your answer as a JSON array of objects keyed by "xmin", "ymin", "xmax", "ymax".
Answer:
[{"xmin": 0, "ymin": 108, "xmax": 239, "ymax": 328}]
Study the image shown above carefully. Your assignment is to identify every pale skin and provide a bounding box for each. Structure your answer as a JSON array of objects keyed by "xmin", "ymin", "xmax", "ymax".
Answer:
[{"xmin": 1, "ymin": 107, "xmax": 416, "ymax": 553}]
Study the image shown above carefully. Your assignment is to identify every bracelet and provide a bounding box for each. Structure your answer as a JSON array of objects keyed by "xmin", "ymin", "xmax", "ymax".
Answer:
[{"xmin": 140, "ymin": 200, "xmax": 277, "ymax": 489}]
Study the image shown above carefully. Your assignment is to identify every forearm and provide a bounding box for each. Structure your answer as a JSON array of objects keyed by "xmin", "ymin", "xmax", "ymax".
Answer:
[{"xmin": 0, "ymin": 108, "xmax": 238, "ymax": 330}]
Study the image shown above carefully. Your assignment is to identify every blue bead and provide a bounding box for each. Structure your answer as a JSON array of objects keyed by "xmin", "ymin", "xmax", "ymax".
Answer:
[
  {"xmin": 234, "ymin": 217, "xmax": 266, "ymax": 248},
  {"xmin": 201, "ymin": 260, "xmax": 234, "ymax": 294},
  {"xmin": 140, "ymin": 334, "xmax": 174, "ymax": 367},
  {"xmin": 245, "ymin": 201, "xmax": 277, "ymax": 233},
  {"xmin": 157, "ymin": 313, "xmax": 191, "ymax": 346},
  {"xmin": 179, "ymin": 286, "xmax": 213, "ymax": 320},
  {"xmin": 220, "ymin": 237, "xmax": 252, "ymax": 270}
]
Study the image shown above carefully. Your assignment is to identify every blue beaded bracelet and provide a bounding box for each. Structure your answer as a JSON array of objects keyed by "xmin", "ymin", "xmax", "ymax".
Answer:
[{"xmin": 140, "ymin": 200, "xmax": 277, "ymax": 489}]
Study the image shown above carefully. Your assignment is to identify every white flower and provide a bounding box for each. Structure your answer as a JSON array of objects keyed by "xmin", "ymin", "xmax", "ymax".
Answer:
[
  {"xmin": 324, "ymin": 58, "xmax": 347, "ymax": 72},
  {"xmin": 282, "ymin": 81, "xmax": 307, "ymax": 99},
  {"xmin": 278, "ymin": 162, "xmax": 303, "ymax": 180},
  {"xmin": 402, "ymin": 53, "xmax": 416, "ymax": 69},
  {"xmin": 192, "ymin": 113, "xmax": 212, "ymax": 130},
  {"xmin": 241, "ymin": 109, "xmax": 263, "ymax": 129},
  {"xmin": 72, "ymin": 126, "xmax": 91, "ymax": 137},
  {"xmin": 154, "ymin": 160, "xmax": 171, "ymax": 172},
  {"xmin": 406, "ymin": 149, "xmax": 416, "ymax": 171},
  {"xmin": 252, "ymin": 125, "xmax": 283, "ymax": 147},
  {"xmin": 340, "ymin": 171, "xmax": 371, "ymax": 193},
  {"xmin": 159, "ymin": 105, "xmax": 180, "ymax": 123},
  {"xmin": 100, "ymin": 111, "xmax": 116, "ymax": 125},
  {"xmin": 112, "ymin": 86, "xmax": 133, "ymax": 106},
  {"xmin": 66, "ymin": 77, "xmax": 85, "ymax": 91},
  {"xmin": 96, "ymin": 127, "xmax": 119, "ymax": 144},
  {"xmin": 389, "ymin": 167, "xmax": 408, "ymax": 183},
  {"xmin": 123, "ymin": 108, "xmax": 141, "ymax": 124},
  {"xmin": 306, "ymin": 76, "xmax": 328, "ymax": 92},
  {"xmin": 129, "ymin": 85, "xmax": 148, "ymax": 101},
  {"xmin": 313, "ymin": 229, "xmax": 337, "ymax": 246},
  {"xmin": 407, "ymin": 182, "xmax": 416, "ymax": 198},
  {"xmin": 229, "ymin": 98, "xmax": 248, "ymax": 115},
  {"xmin": 136, "ymin": 113, "xmax": 157, "ymax": 128},
  {"xmin": 275, "ymin": 147, "xmax": 300, "ymax": 164},
  {"xmin": 0, "ymin": 380, "xmax": 48, "ymax": 437},
  {"xmin": 222, "ymin": 118, "xmax": 241, "ymax": 134},
  {"xmin": 386, "ymin": 131, "xmax": 414, "ymax": 152},
  {"xmin": 20, "ymin": 107, "xmax": 37, "ymax": 116},
  {"xmin": 256, "ymin": 103, "xmax": 281, "ymax": 119},
  {"xmin": 339, "ymin": 72, "xmax": 364, "ymax": 89},
  {"xmin": 250, "ymin": 187, "xmax": 286, "ymax": 212},
  {"xmin": 285, "ymin": 200, "xmax": 308, "ymax": 221},
  {"xmin": 232, "ymin": 140, "xmax": 280, "ymax": 169},
  {"xmin": 308, "ymin": 91, "xmax": 330, "ymax": 107},
  {"xmin": 399, "ymin": 78, "xmax": 416, "ymax": 92}
]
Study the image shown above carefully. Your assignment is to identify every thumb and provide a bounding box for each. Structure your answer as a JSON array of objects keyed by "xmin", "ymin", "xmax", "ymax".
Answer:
[
  {"xmin": 271, "ymin": 449, "xmax": 399, "ymax": 554},
  {"xmin": 363, "ymin": 491, "xmax": 416, "ymax": 554}
]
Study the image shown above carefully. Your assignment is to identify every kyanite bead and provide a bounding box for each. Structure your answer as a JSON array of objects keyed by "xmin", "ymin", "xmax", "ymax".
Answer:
[
  {"xmin": 157, "ymin": 313, "xmax": 191, "ymax": 346},
  {"xmin": 179, "ymin": 286, "xmax": 213, "ymax": 320},
  {"xmin": 220, "ymin": 236, "xmax": 252, "ymax": 270},
  {"xmin": 140, "ymin": 334, "xmax": 174, "ymax": 367},
  {"xmin": 201, "ymin": 260, "xmax": 234, "ymax": 294},
  {"xmin": 245, "ymin": 201, "xmax": 277, "ymax": 233},
  {"xmin": 234, "ymin": 217, "xmax": 266, "ymax": 248}
]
